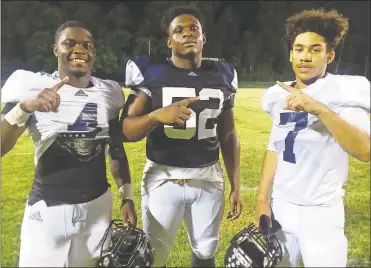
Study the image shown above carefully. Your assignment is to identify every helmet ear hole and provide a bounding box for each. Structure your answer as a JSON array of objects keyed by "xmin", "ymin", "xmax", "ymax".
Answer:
[
  {"xmin": 97, "ymin": 220, "xmax": 154, "ymax": 268},
  {"xmin": 224, "ymin": 223, "xmax": 283, "ymax": 267}
]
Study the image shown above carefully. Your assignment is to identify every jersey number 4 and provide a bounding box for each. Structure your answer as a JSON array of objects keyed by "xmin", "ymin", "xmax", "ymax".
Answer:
[
  {"xmin": 67, "ymin": 103, "xmax": 98, "ymax": 131},
  {"xmin": 279, "ymin": 112, "xmax": 308, "ymax": 164},
  {"xmin": 162, "ymin": 87, "xmax": 224, "ymax": 140}
]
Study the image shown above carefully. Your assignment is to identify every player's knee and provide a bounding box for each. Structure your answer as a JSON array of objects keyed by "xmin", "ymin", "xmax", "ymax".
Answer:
[{"xmin": 191, "ymin": 239, "xmax": 218, "ymax": 260}]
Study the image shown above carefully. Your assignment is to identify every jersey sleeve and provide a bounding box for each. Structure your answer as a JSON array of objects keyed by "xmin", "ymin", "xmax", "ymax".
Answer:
[
  {"xmin": 215, "ymin": 61, "xmax": 237, "ymax": 109},
  {"xmin": 1, "ymin": 70, "xmax": 32, "ymax": 104},
  {"xmin": 345, "ymin": 76, "xmax": 370, "ymax": 113},
  {"xmin": 107, "ymin": 80, "xmax": 125, "ymax": 120},
  {"xmin": 340, "ymin": 107, "xmax": 370, "ymax": 135},
  {"xmin": 266, "ymin": 123, "xmax": 277, "ymax": 152},
  {"xmin": 125, "ymin": 57, "xmax": 152, "ymax": 97},
  {"xmin": 223, "ymin": 67, "xmax": 238, "ymax": 109},
  {"xmin": 261, "ymin": 82, "xmax": 294, "ymax": 117}
]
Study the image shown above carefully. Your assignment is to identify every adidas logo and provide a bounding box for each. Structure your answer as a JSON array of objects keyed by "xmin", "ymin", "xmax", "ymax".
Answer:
[
  {"xmin": 29, "ymin": 211, "xmax": 43, "ymax": 222},
  {"xmin": 75, "ymin": 89, "xmax": 88, "ymax": 97},
  {"xmin": 187, "ymin": 72, "xmax": 198, "ymax": 76}
]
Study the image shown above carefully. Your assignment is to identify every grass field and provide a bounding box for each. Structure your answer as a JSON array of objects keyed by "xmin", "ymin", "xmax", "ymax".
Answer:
[{"xmin": 1, "ymin": 88, "xmax": 370, "ymax": 267}]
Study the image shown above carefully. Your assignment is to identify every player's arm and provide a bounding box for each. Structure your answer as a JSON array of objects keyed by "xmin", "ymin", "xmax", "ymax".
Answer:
[
  {"xmin": 217, "ymin": 107, "xmax": 242, "ymax": 220},
  {"xmin": 121, "ymin": 90, "xmax": 158, "ymax": 142},
  {"xmin": 108, "ymin": 116, "xmax": 137, "ymax": 228},
  {"xmin": 255, "ymin": 126, "xmax": 278, "ymax": 226},
  {"xmin": 122, "ymin": 89, "xmax": 199, "ymax": 142},
  {"xmin": 1, "ymin": 103, "xmax": 29, "ymax": 156},
  {"xmin": 317, "ymin": 107, "xmax": 370, "ymax": 162}
]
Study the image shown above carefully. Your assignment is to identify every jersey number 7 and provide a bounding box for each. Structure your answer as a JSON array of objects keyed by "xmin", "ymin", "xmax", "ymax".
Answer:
[
  {"xmin": 162, "ymin": 87, "xmax": 224, "ymax": 140},
  {"xmin": 279, "ymin": 112, "xmax": 309, "ymax": 164}
]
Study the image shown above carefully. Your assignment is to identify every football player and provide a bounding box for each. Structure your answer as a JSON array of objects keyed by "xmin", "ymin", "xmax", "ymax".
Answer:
[
  {"xmin": 255, "ymin": 9, "xmax": 370, "ymax": 267},
  {"xmin": 1, "ymin": 21, "xmax": 137, "ymax": 267},
  {"xmin": 122, "ymin": 5, "xmax": 242, "ymax": 267}
]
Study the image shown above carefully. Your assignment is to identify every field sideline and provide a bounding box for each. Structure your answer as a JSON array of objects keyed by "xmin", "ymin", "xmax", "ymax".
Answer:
[{"xmin": 1, "ymin": 88, "xmax": 370, "ymax": 267}]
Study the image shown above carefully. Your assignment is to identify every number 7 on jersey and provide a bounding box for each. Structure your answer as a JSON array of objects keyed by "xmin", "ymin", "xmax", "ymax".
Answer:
[{"xmin": 279, "ymin": 112, "xmax": 309, "ymax": 164}]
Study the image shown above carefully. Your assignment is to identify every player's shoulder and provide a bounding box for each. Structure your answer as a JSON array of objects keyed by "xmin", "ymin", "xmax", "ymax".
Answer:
[
  {"xmin": 91, "ymin": 76, "xmax": 125, "ymax": 105},
  {"xmin": 202, "ymin": 58, "xmax": 234, "ymax": 73},
  {"xmin": 331, "ymin": 74, "xmax": 370, "ymax": 111},
  {"xmin": 5, "ymin": 69, "xmax": 48, "ymax": 82},
  {"xmin": 92, "ymin": 76, "xmax": 122, "ymax": 92},
  {"xmin": 202, "ymin": 59, "xmax": 235, "ymax": 78},
  {"xmin": 126, "ymin": 55, "xmax": 166, "ymax": 72},
  {"xmin": 202, "ymin": 58, "xmax": 238, "ymax": 90},
  {"xmin": 1, "ymin": 70, "xmax": 56, "ymax": 104},
  {"xmin": 261, "ymin": 81, "xmax": 293, "ymax": 115},
  {"xmin": 125, "ymin": 55, "xmax": 167, "ymax": 87},
  {"xmin": 328, "ymin": 73, "xmax": 370, "ymax": 96},
  {"xmin": 330, "ymin": 73, "xmax": 369, "ymax": 84}
]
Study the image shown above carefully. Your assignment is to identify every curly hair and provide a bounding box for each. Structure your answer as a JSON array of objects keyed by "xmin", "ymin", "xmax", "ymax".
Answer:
[
  {"xmin": 161, "ymin": 4, "xmax": 205, "ymax": 36},
  {"xmin": 285, "ymin": 8, "xmax": 349, "ymax": 51}
]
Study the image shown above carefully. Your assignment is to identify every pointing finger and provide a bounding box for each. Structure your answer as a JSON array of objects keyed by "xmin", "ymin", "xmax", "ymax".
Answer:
[
  {"xmin": 51, "ymin": 76, "xmax": 69, "ymax": 92},
  {"xmin": 276, "ymin": 80, "xmax": 301, "ymax": 94},
  {"xmin": 178, "ymin": 96, "xmax": 200, "ymax": 107}
]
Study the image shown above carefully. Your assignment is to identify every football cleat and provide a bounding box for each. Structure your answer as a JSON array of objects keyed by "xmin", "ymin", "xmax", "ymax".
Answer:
[
  {"xmin": 97, "ymin": 220, "xmax": 154, "ymax": 268},
  {"xmin": 224, "ymin": 216, "xmax": 282, "ymax": 267}
]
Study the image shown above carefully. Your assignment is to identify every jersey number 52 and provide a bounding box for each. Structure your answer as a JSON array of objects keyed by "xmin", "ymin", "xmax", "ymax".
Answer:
[{"xmin": 162, "ymin": 87, "xmax": 224, "ymax": 140}]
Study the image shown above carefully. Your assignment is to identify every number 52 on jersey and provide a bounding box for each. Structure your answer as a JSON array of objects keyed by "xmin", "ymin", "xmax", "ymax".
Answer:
[{"xmin": 162, "ymin": 87, "xmax": 225, "ymax": 140}]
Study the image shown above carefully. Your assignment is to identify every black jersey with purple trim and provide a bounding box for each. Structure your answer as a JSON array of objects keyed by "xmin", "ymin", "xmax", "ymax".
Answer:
[{"xmin": 125, "ymin": 55, "xmax": 238, "ymax": 168}]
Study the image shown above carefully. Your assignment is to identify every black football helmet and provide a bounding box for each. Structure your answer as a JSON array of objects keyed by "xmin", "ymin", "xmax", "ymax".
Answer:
[
  {"xmin": 224, "ymin": 215, "xmax": 282, "ymax": 268},
  {"xmin": 97, "ymin": 220, "xmax": 154, "ymax": 268}
]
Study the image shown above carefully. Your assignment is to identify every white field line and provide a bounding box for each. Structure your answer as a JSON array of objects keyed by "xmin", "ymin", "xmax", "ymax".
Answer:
[{"xmin": 6, "ymin": 152, "xmax": 33, "ymax": 155}]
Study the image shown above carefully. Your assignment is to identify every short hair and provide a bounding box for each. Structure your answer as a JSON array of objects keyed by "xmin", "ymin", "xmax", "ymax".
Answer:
[
  {"xmin": 54, "ymin": 21, "xmax": 91, "ymax": 43},
  {"xmin": 161, "ymin": 5, "xmax": 205, "ymax": 36},
  {"xmin": 285, "ymin": 8, "xmax": 349, "ymax": 51}
]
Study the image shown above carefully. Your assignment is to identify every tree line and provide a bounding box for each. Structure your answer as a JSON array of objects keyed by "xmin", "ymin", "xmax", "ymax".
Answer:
[{"xmin": 1, "ymin": 1, "xmax": 370, "ymax": 82}]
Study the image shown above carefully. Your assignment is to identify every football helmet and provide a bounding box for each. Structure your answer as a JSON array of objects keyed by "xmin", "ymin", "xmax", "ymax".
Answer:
[
  {"xmin": 224, "ymin": 215, "xmax": 282, "ymax": 267},
  {"xmin": 96, "ymin": 220, "xmax": 154, "ymax": 268}
]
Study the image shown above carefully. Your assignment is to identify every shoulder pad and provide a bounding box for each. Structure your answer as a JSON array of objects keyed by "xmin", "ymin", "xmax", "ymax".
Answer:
[
  {"xmin": 261, "ymin": 82, "xmax": 292, "ymax": 115},
  {"xmin": 1, "ymin": 70, "xmax": 43, "ymax": 104},
  {"xmin": 340, "ymin": 75, "xmax": 370, "ymax": 112},
  {"xmin": 202, "ymin": 60, "xmax": 238, "ymax": 90},
  {"xmin": 125, "ymin": 55, "xmax": 162, "ymax": 87}
]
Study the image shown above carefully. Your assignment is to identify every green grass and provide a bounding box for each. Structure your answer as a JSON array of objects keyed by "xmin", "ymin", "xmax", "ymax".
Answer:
[{"xmin": 1, "ymin": 88, "xmax": 370, "ymax": 267}]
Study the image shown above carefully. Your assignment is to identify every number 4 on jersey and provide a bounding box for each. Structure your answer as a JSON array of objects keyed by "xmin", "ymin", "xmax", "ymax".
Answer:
[
  {"xmin": 67, "ymin": 103, "xmax": 98, "ymax": 131},
  {"xmin": 279, "ymin": 112, "xmax": 308, "ymax": 164}
]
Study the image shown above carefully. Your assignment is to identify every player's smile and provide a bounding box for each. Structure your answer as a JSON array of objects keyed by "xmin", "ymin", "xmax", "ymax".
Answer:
[
  {"xmin": 69, "ymin": 56, "xmax": 89, "ymax": 67},
  {"xmin": 70, "ymin": 58, "xmax": 87, "ymax": 63}
]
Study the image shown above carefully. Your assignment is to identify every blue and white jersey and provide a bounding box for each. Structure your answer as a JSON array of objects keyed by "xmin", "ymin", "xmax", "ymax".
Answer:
[
  {"xmin": 261, "ymin": 73, "xmax": 370, "ymax": 205},
  {"xmin": 1, "ymin": 70, "xmax": 125, "ymax": 205}
]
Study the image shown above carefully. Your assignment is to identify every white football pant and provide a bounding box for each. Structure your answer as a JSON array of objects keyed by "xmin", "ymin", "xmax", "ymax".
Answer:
[
  {"xmin": 272, "ymin": 196, "xmax": 347, "ymax": 267},
  {"xmin": 19, "ymin": 189, "xmax": 112, "ymax": 267},
  {"xmin": 141, "ymin": 179, "xmax": 224, "ymax": 267}
]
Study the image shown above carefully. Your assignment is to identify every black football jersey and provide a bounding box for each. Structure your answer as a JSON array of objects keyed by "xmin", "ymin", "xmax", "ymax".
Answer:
[{"xmin": 125, "ymin": 56, "xmax": 238, "ymax": 168}]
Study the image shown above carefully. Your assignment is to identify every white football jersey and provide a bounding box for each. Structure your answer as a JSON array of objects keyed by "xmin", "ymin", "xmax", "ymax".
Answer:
[
  {"xmin": 261, "ymin": 73, "xmax": 370, "ymax": 205},
  {"xmin": 1, "ymin": 70, "xmax": 125, "ymax": 165}
]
